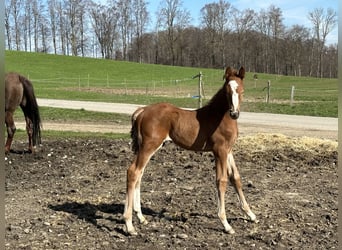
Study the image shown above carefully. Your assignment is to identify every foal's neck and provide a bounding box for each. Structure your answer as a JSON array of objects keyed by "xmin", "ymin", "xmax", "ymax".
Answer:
[{"xmin": 202, "ymin": 85, "xmax": 230, "ymax": 116}]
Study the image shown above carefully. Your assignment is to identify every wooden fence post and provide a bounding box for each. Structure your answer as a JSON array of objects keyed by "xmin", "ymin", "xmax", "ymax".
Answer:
[
  {"xmin": 290, "ymin": 85, "xmax": 295, "ymax": 106},
  {"xmin": 192, "ymin": 71, "xmax": 203, "ymax": 108},
  {"xmin": 253, "ymin": 74, "xmax": 258, "ymax": 88},
  {"xmin": 198, "ymin": 71, "xmax": 203, "ymax": 108},
  {"xmin": 124, "ymin": 79, "xmax": 127, "ymax": 95},
  {"xmin": 267, "ymin": 81, "xmax": 271, "ymax": 103},
  {"xmin": 263, "ymin": 80, "xmax": 271, "ymax": 103}
]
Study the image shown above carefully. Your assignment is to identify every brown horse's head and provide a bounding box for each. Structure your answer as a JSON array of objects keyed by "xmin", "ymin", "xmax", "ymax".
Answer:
[{"xmin": 224, "ymin": 66, "xmax": 245, "ymax": 119}]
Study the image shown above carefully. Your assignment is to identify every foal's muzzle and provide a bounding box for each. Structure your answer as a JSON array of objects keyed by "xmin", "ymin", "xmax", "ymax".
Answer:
[{"xmin": 230, "ymin": 110, "xmax": 240, "ymax": 120}]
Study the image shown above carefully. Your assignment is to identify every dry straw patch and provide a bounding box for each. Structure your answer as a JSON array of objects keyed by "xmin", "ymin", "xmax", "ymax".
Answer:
[{"xmin": 237, "ymin": 133, "xmax": 337, "ymax": 155}]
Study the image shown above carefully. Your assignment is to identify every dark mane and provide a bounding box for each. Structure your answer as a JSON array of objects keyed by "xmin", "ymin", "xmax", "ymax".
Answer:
[
  {"xmin": 204, "ymin": 83, "xmax": 230, "ymax": 114},
  {"xmin": 204, "ymin": 67, "xmax": 240, "ymax": 112}
]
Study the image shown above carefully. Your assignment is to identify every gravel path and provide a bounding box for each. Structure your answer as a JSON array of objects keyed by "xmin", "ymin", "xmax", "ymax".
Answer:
[{"xmin": 15, "ymin": 98, "xmax": 337, "ymax": 140}]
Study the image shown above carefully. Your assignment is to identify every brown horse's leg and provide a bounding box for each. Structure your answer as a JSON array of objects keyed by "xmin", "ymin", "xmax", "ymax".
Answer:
[
  {"xmin": 214, "ymin": 148, "xmax": 235, "ymax": 234},
  {"xmin": 227, "ymin": 152, "xmax": 256, "ymax": 222},
  {"xmin": 5, "ymin": 111, "xmax": 16, "ymax": 154},
  {"xmin": 25, "ymin": 116, "xmax": 34, "ymax": 153},
  {"xmin": 124, "ymin": 140, "xmax": 164, "ymax": 235}
]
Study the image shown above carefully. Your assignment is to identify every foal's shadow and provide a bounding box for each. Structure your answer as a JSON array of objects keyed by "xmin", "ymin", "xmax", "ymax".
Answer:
[
  {"xmin": 48, "ymin": 201, "xmax": 158, "ymax": 236},
  {"xmin": 8, "ymin": 149, "xmax": 32, "ymax": 154}
]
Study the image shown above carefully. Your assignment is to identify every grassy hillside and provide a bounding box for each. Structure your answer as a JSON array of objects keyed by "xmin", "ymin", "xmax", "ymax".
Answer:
[
  {"xmin": 5, "ymin": 50, "xmax": 337, "ymax": 117},
  {"xmin": 5, "ymin": 50, "xmax": 220, "ymax": 82}
]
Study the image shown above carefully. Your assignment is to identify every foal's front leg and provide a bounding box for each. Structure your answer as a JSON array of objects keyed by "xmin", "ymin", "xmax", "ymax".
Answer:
[
  {"xmin": 215, "ymin": 150, "xmax": 235, "ymax": 234},
  {"xmin": 228, "ymin": 152, "xmax": 256, "ymax": 222}
]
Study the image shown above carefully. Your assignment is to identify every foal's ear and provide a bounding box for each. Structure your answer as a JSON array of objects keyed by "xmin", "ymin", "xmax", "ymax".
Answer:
[
  {"xmin": 223, "ymin": 66, "xmax": 233, "ymax": 80},
  {"xmin": 238, "ymin": 67, "xmax": 245, "ymax": 79}
]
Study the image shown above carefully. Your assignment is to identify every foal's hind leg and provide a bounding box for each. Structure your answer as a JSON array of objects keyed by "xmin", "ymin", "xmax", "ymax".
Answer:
[
  {"xmin": 124, "ymin": 140, "xmax": 164, "ymax": 235},
  {"xmin": 5, "ymin": 111, "xmax": 16, "ymax": 154},
  {"xmin": 25, "ymin": 116, "xmax": 34, "ymax": 153},
  {"xmin": 227, "ymin": 152, "xmax": 256, "ymax": 222},
  {"xmin": 134, "ymin": 167, "xmax": 148, "ymax": 225}
]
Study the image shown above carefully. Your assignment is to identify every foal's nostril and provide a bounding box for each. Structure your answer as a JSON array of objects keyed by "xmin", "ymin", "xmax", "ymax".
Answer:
[{"xmin": 230, "ymin": 111, "xmax": 239, "ymax": 120}]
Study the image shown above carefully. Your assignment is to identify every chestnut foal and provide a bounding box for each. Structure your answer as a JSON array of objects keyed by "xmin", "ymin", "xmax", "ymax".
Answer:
[{"xmin": 123, "ymin": 66, "xmax": 256, "ymax": 235}]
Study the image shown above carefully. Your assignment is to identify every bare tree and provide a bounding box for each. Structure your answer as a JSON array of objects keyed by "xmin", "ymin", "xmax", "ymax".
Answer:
[
  {"xmin": 31, "ymin": 0, "xmax": 39, "ymax": 52},
  {"xmin": 40, "ymin": 8, "xmax": 50, "ymax": 52},
  {"xmin": 117, "ymin": 0, "xmax": 133, "ymax": 60},
  {"xmin": 10, "ymin": 0, "xmax": 23, "ymax": 50},
  {"xmin": 5, "ymin": 0, "xmax": 12, "ymax": 50},
  {"xmin": 255, "ymin": 9, "xmax": 270, "ymax": 72},
  {"xmin": 63, "ymin": 0, "xmax": 88, "ymax": 56},
  {"xmin": 232, "ymin": 8, "xmax": 255, "ymax": 68},
  {"xmin": 89, "ymin": 1, "xmax": 119, "ymax": 59},
  {"xmin": 267, "ymin": 5, "xmax": 284, "ymax": 74},
  {"xmin": 308, "ymin": 7, "xmax": 337, "ymax": 78},
  {"xmin": 158, "ymin": 0, "xmax": 190, "ymax": 65},
  {"xmin": 48, "ymin": 0, "xmax": 58, "ymax": 54},
  {"xmin": 131, "ymin": 0, "xmax": 149, "ymax": 63},
  {"xmin": 200, "ymin": 0, "xmax": 232, "ymax": 68},
  {"xmin": 55, "ymin": 1, "xmax": 68, "ymax": 55},
  {"xmin": 254, "ymin": 5, "xmax": 284, "ymax": 74},
  {"xmin": 284, "ymin": 25, "xmax": 310, "ymax": 76},
  {"xmin": 22, "ymin": 0, "xmax": 32, "ymax": 51}
]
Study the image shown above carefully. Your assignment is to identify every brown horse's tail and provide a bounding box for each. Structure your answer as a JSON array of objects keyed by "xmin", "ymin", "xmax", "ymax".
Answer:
[
  {"xmin": 130, "ymin": 107, "xmax": 144, "ymax": 154},
  {"xmin": 19, "ymin": 75, "xmax": 42, "ymax": 146}
]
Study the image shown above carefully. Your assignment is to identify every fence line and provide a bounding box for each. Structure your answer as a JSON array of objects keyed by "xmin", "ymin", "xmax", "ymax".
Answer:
[
  {"xmin": 271, "ymin": 87, "xmax": 337, "ymax": 93},
  {"xmin": 29, "ymin": 75, "xmax": 338, "ymax": 106},
  {"xmin": 31, "ymin": 77, "xmax": 337, "ymax": 92},
  {"xmin": 263, "ymin": 84, "xmax": 337, "ymax": 105}
]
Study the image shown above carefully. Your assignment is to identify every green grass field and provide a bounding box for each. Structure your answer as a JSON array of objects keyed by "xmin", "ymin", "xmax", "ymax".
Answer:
[{"xmin": 5, "ymin": 50, "xmax": 337, "ymax": 118}]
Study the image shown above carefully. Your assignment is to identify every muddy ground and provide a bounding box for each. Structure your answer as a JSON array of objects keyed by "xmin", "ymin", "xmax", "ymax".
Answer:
[{"xmin": 5, "ymin": 134, "xmax": 337, "ymax": 249}]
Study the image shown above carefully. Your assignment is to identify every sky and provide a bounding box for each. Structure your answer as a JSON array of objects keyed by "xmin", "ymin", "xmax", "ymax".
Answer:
[{"xmin": 143, "ymin": 0, "xmax": 338, "ymax": 45}]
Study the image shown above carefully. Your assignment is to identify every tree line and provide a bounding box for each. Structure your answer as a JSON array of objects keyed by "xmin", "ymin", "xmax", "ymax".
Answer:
[{"xmin": 5, "ymin": 0, "xmax": 337, "ymax": 78}]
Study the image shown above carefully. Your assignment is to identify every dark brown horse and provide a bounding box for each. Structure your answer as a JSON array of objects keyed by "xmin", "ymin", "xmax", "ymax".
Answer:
[
  {"xmin": 123, "ymin": 66, "xmax": 256, "ymax": 235},
  {"xmin": 5, "ymin": 72, "xmax": 42, "ymax": 153}
]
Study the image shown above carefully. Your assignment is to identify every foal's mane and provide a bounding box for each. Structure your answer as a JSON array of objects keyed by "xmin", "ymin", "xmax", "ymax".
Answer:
[{"xmin": 204, "ymin": 68, "xmax": 239, "ymax": 113}]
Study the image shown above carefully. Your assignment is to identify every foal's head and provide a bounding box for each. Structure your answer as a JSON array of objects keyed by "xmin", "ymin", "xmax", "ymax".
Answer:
[{"xmin": 224, "ymin": 66, "xmax": 245, "ymax": 119}]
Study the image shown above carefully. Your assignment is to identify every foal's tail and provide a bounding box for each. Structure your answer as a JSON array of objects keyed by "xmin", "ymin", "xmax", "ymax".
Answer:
[
  {"xmin": 19, "ymin": 75, "xmax": 42, "ymax": 146},
  {"xmin": 130, "ymin": 107, "xmax": 144, "ymax": 154}
]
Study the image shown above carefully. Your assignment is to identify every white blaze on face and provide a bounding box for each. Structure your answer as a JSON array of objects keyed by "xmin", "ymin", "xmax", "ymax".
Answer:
[{"xmin": 228, "ymin": 80, "xmax": 239, "ymax": 112}]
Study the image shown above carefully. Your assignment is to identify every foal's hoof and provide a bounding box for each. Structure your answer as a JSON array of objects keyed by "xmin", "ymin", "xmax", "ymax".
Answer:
[
  {"xmin": 127, "ymin": 229, "xmax": 138, "ymax": 236},
  {"xmin": 225, "ymin": 228, "xmax": 235, "ymax": 234},
  {"xmin": 251, "ymin": 217, "xmax": 259, "ymax": 223},
  {"xmin": 140, "ymin": 218, "xmax": 148, "ymax": 225},
  {"xmin": 247, "ymin": 211, "xmax": 257, "ymax": 222}
]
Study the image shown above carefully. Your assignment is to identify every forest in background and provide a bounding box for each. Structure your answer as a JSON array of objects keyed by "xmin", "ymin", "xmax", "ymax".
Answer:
[{"xmin": 5, "ymin": 0, "xmax": 337, "ymax": 78}]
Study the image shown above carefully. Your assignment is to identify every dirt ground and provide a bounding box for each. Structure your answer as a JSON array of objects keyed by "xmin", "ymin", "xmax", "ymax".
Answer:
[{"xmin": 5, "ymin": 132, "xmax": 337, "ymax": 249}]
